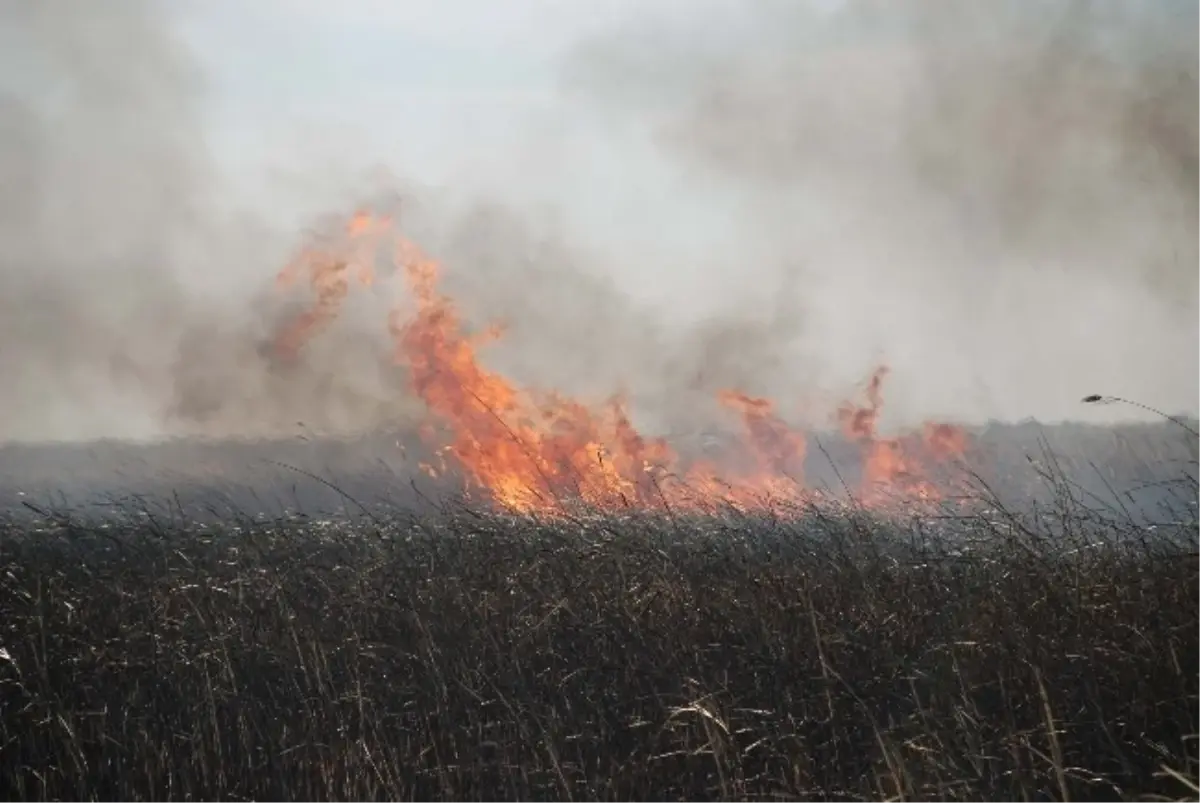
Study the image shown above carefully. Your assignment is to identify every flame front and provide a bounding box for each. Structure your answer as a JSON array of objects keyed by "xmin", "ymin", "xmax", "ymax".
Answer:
[
  {"xmin": 383, "ymin": 237, "xmax": 682, "ymax": 510},
  {"xmin": 274, "ymin": 211, "xmax": 970, "ymax": 515},
  {"xmin": 838, "ymin": 367, "xmax": 970, "ymax": 505}
]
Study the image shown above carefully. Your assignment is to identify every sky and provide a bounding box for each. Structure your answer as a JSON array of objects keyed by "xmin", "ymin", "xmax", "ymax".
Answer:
[
  {"xmin": 0, "ymin": 0, "xmax": 1194, "ymax": 443},
  {"xmin": 169, "ymin": 0, "xmax": 829, "ymax": 350},
  {"xmin": 179, "ymin": 0, "xmax": 1196, "ymax": 421},
  {"xmin": 178, "ymin": 2, "xmax": 658, "ymax": 199},
  {"xmin": 172, "ymin": 1, "xmax": 741, "ymax": 314}
]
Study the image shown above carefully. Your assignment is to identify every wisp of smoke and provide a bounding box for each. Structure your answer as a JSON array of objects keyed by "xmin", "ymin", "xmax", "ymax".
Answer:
[{"xmin": 562, "ymin": 0, "xmax": 1199, "ymax": 427}]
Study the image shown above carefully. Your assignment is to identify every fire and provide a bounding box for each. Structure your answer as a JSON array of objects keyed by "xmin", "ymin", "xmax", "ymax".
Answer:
[
  {"xmin": 274, "ymin": 210, "xmax": 970, "ymax": 515},
  {"xmin": 837, "ymin": 368, "xmax": 970, "ymax": 505},
  {"xmin": 273, "ymin": 211, "xmax": 389, "ymax": 359},
  {"xmin": 385, "ymin": 237, "xmax": 649, "ymax": 510}
]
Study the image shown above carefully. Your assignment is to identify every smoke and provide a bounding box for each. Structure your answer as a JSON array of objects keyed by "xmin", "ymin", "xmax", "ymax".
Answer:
[
  {"xmin": 561, "ymin": 0, "xmax": 1199, "ymax": 428},
  {"xmin": 0, "ymin": 1, "xmax": 422, "ymax": 443},
  {"xmin": 0, "ymin": 0, "xmax": 713, "ymax": 445},
  {"xmin": 0, "ymin": 0, "xmax": 206, "ymax": 440},
  {"xmin": 0, "ymin": 0, "xmax": 1194, "ymax": 449}
]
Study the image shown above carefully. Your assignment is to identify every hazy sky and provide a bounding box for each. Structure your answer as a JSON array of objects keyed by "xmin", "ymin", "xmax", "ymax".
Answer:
[
  {"xmin": 176, "ymin": 0, "xmax": 1196, "ymax": 423},
  {"xmin": 0, "ymin": 0, "xmax": 1194, "ymax": 443},
  {"xmin": 173, "ymin": 0, "xmax": 758, "ymax": 289},
  {"xmin": 178, "ymin": 2, "xmax": 658, "ymax": 197}
]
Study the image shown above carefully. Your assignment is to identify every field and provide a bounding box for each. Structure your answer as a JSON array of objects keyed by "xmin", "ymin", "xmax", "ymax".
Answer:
[{"xmin": 0, "ymin": 422, "xmax": 1196, "ymax": 801}]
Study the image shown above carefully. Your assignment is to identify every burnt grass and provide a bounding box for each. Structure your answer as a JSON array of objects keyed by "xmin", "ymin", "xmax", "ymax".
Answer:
[{"xmin": 0, "ymin": 471, "xmax": 1196, "ymax": 800}]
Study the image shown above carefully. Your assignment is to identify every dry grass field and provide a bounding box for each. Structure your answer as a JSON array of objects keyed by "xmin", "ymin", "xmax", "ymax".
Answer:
[{"xmin": 0, "ymin": 421, "xmax": 1195, "ymax": 801}]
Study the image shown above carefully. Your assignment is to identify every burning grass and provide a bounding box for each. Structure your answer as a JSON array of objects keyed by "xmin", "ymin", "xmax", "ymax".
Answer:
[
  {"xmin": 267, "ymin": 209, "xmax": 977, "ymax": 517},
  {"xmin": 0, "ymin": 472, "xmax": 1196, "ymax": 801},
  {"xmin": 0, "ymin": 210, "xmax": 1194, "ymax": 800}
]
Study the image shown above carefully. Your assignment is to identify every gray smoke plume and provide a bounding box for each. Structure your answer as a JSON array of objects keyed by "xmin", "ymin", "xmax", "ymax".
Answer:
[
  {"xmin": 0, "ymin": 0, "xmax": 211, "ymax": 441},
  {"xmin": 561, "ymin": 0, "xmax": 1199, "ymax": 428},
  {"xmin": 0, "ymin": 1, "xmax": 419, "ymax": 443},
  {"xmin": 0, "ymin": 0, "xmax": 649, "ymax": 446},
  {"xmin": 0, "ymin": 0, "xmax": 699, "ymax": 446},
  {"xmin": 0, "ymin": 0, "xmax": 1194, "ymax": 452}
]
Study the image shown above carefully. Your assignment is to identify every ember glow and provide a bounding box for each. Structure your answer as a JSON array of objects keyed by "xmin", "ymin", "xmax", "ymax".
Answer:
[{"xmin": 275, "ymin": 211, "xmax": 971, "ymax": 514}]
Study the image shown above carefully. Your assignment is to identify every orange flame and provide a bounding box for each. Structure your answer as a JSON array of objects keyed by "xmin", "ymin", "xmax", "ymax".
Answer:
[
  {"xmin": 273, "ymin": 212, "xmax": 971, "ymax": 515},
  {"xmin": 837, "ymin": 368, "xmax": 969, "ymax": 505},
  {"xmin": 387, "ymin": 237, "xmax": 679, "ymax": 511},
  {"xmin": 273, "ymin": 210, "xmax": 389, "ymax": 359}
]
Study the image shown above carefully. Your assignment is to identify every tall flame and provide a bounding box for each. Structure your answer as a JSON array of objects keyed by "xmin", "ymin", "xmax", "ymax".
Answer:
[
  {"xmin": 273, "ymin": 211, "xmax": 388, "ymax": 359},
  {"xmin": 274, "ymin": 211, "xmax": 971, "ymax": 515}
]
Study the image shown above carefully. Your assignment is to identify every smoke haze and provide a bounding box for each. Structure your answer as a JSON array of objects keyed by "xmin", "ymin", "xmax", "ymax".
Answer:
[
  {"xmin": 0, "ymin": 0, "xmax": 698, "ymax": 443},
  {"xmin": 0, "ymin": 0, "xmax": 1195, "ymax": 446},
  {"xmin": 562, "ymin": 0, "xmax": 1199, "ymax": 428},
  {"xmin": 0, "ymin": 1, "xmax": 422, "ymax": 442}
]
